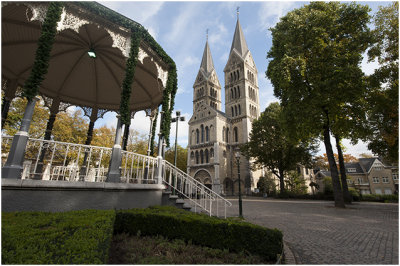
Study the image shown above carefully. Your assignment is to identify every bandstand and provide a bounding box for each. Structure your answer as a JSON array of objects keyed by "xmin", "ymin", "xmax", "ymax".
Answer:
[{"xmin": 1, "ymin": 2, "xmax": 230, "ymax": 216}]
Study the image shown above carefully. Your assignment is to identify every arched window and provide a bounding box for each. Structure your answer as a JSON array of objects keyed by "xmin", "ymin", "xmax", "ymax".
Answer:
[
  {"xmin": 222, "ymin": 127, "xmax": 225, "ymax": 141},
  {"xmin": 231, "ymin": 106, "xmax": 234, "ymax": 117},
  {"xmin": 234, "ymin": 71, "xmax": 236, "ymax": 81},
  {"xmin": 237, "ymin": 70, "xmax": 239, "ymax": 79},
  {"xmin": 238, "ymin": 87, "xmax": 240, "ymax": 97},
  {"xmin": 210, "ymin": 148, "xmax": 214, "ymax": 157},
  {"xmin": 209, "ymin": 125, "xmax": 213, "ymax": 141},
  {"xmin": 200, "ymin": 150, "xmax": 204, "ymax": 164},
  {"xmin": 234, "ymin": 87, "xmax": 237, "ymax": 99},
  {"xmin": 205, "ymin": 149, "xmax": 209, "ymax": 163},
  {"xmin": 230, "ymin": 88, "xmax": 233, "ymax": 100},
  {"xmin": 226, "ymin": 128, "xmax": 229, "ymax": 142},
  {"xmin": 235, "ymin": 106, "xmax": 238, "ymax": 116},
  {"xmin": 190, "ymin": 151, "xmax": 194, "ymax": 159},
  {"xmin": 234, "ymin": 127, "xmax": 238, "ymax": 142},
  {"xmin": 238, "ymin": 105, "xmax": 241, "ymax": 115},
  {"xmin": 201, "ymin": 124, "xmax": 204, "ymax": 143},
  {"xmin": 196, "ymin": 129, "xmax": 199, "ymax": 144},
  {"xmin": 205, "ymin": 126, "xmax": 209, "ymax": 142},
  {"xmin": 195, "ymin": 151, "xmax": 199, "ymax": 164},
  {"xmin": 230, "ymin": 72, "xmax": 233, "ymax": 82}
]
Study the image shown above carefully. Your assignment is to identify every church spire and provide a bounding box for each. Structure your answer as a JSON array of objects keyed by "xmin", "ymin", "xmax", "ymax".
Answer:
[
  {"xmin": 229, "ymin": 9, "xmax": 249, "ymax": 58},
  {"xmin": 200, "ymin": 33, "xmax": 215, "ymax": 75}
]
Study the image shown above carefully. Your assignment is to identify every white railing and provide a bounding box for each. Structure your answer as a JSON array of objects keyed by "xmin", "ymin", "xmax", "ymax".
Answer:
[
  {"xmin": 1, "ymin": 135, "xmax": 231, "ymax": 216},
  {"xmin": 1, "ymin": 136, "xmax": 158, "ymax": 183},
  {"xmin": 163, "ymin": 160, "xmax": 232, "ymax": 218}
]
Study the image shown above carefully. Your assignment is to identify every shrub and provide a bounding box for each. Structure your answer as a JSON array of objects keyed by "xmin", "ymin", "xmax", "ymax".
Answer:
[
  {"xmin": 2, "ymin": 210, "xmax": 115, "ymax": 264},
  {"xmin": 114, "ymin": 206, "xmax": 283, "ymax": 261},
  {"xmin": 360, "ymin": 194, "xmax": 398, "ymax": 202},
  {"xmin": 348, "ymin": 188, "xmax": 360, "ymax": 201}
]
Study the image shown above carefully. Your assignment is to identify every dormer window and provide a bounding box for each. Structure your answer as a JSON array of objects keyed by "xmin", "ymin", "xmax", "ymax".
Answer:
[{"xmin": 347, "ymin": 168, "xmax": 357, "ymax": 173}]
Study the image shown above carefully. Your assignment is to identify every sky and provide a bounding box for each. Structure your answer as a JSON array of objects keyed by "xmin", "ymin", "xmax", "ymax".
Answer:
[{"xmin": 82, "ymin": 0, "xmax": 390, "ymax": 158}]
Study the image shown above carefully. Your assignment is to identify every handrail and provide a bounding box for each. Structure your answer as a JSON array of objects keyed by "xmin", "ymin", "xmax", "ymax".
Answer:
[
  {"xmin": 2, "ymin": 135, "xmax": 232, "ymax": 217},
  {"xmin": 163, "ymin": 160, "xmax": 232, "ymax": 217}
]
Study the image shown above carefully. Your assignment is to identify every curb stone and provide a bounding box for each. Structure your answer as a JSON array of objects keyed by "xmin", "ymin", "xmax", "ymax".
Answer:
[{"xmin": 283, "ymin": 241, "xmax": 296, "ymax": 264}]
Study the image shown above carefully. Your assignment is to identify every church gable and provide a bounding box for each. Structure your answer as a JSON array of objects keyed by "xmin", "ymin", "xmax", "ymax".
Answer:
[
  {"xmin": 224, "ymin": 50, "xmax": 246, "ymax": 72},
  {"xmin": 244, "ymin": 52, "xmax": 257, "ymax": 71},
  {"xmin": 189, "ymin": 102, "xmax": 219, "ymax": 124}
]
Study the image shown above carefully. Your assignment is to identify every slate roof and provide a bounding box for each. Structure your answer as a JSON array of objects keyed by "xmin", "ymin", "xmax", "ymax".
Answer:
[
  {"xmin": 200, "ymin": 40, "xmax": 215, "ymax": 75},
  {"xmin": 230, "ymin": 19, "xmax": 249, "ymax": 58},
  {"xmin": 358, "ymin": 158, "xmax": 378, "ymax": 172},
  {"xmin": 344, "ymin": 162, "xmax": 365, "ymax": 174}
]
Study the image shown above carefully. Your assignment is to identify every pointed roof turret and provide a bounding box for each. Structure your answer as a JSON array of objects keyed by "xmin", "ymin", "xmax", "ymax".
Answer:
[
  {"xmin": 229, "ymin": 17, "xmax": 249, "ymax": 58},
  {"xmin": 200, "ymin": 40, "xmax": 215, "ymax": 75}
]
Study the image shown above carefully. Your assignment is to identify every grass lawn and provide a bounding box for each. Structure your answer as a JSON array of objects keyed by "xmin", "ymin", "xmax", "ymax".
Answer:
[{"xmin": 108, "ymin": 233, "xmax": 271, "ymax": 264}]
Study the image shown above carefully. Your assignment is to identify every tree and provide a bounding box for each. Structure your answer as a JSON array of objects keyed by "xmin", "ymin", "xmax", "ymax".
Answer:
[
  {"xmin": 257, "ymin": 173, "xmax": 276, "ymax": 196},
  {"xmin": 286, "ymin": 171, "xmax": 308, "ymax": 195},
  {"xmin": 366, "ymin": 2, "xmax": 399, "ymax": 164},
  {"xmin": 53, "ymin": 110, "xmax": 88, "ymax": 144},
  {"xmin": 92, "ymin": 126, "xmax": 115, "ymax": 148},
  {"xmin": 241, "ymin": 102, "xmax": 317, "ymax": 193},
  {"xmin": 126, "ymin": 129, "xmax": 148, "ymax": 155},
  {"xmin": 267, "ymin": 2, "xmax": 372, "ymax": 207},
  {"xmin": 3, "ymin": 97, "xmax": 49, "ymax": 138},
  {"xmin": 165, "ymin": 145, "xmax": 188, "ymax": 173},
  {"xmin": 313, "ymin": 153, "xmax": 358, "ymax": 170}
]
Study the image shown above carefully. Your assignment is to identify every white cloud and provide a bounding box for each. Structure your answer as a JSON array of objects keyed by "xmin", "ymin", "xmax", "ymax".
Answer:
[
  {"xmin": 258, "ymin": 1, "xmax": 298, "ymax": 32},
  {"xmin": 167, "ymin": 111, "xmax": 190, "ymax": 148}
]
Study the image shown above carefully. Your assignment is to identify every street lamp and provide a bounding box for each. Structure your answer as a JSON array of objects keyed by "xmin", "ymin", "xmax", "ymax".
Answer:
[
  {"xmin": 171, "ymin": 111, "xmax": 185, "ymax": 194},
  {"xmin": 235, "ymin": 147, "xmax": 243, "ymax": 218}
]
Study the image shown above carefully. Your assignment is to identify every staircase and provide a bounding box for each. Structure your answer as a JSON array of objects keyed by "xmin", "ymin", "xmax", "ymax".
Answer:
[{"xmin": 161, "ymin": 160, "xmax": 232, "ymax": 218}]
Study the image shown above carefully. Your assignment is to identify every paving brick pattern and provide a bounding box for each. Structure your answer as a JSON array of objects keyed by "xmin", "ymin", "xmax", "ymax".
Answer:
[{"xmin": 224, "ymin": 198, "xmax": 398, "ymax": 264}]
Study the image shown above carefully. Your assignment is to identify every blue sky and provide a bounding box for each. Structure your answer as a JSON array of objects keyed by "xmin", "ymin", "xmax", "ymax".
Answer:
[{"xmin": 89, "ymin": 1, "xmax": 390, "ymax": 157}]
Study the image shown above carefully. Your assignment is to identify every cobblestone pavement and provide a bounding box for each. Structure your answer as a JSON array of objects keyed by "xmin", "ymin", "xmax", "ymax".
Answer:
[{"xmin": 224, "ymin": 197, "xmax": 398, "ymax": 264}]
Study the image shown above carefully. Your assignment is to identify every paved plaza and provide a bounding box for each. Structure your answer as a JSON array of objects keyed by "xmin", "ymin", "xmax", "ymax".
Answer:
[{"xmin": 225, "ymin": 197, "xmax": 399, "ymax": 264}]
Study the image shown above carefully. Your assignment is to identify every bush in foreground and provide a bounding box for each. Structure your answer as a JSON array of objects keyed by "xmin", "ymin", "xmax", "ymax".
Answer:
[{"xmin": 2, "ymin": 210, "xmax": 115, "ymax": 264}]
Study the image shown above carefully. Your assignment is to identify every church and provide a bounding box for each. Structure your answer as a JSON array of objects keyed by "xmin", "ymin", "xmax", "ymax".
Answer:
[{"xmin": 187, "ymin": 14, "xmax": 262, "ymax": 195}]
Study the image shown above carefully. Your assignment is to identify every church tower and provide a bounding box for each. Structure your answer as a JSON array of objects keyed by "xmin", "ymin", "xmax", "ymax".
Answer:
[
  {"xmin": 187, "ymin": 36, "xmax": 224, "ymax": 194},
  {"xmin": 193, "ymin": 38, "xmax": 222, "ymax": 112},
  {"xmin": 223, "ymin": 11, "xmax": 261, "ymax": 194}
]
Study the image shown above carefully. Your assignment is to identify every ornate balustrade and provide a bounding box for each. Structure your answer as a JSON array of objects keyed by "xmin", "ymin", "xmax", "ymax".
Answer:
[{"xmin": 1, "ymin": 135, "xmax": 231, "ymax": 217}]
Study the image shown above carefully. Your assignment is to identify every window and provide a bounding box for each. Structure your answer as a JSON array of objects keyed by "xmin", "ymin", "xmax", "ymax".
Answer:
[
  {"xmin": 196, "ymin": 129, "xmax": 199, "ymax": 144},
  {"xmin": 190, "ymin": 152, "xmax": 194, "ymax": 159},
  {"xmin": 374, "ymin": 167, "xmax": 383, "ymax": 171},
  {"xmin": 373, "ymin": 177, "xmax": 380, "ymax": 183},
  {"xmin": 382, "ymin": 177, "xmax": 389, "ymax": 183},
  {"xmin": 357, "ymin": 178, "xmax": 362, "ymax": 184},
  {"xmin": 347, "ymin": 168, "xmax": 357, "ymax": 173},
  {"xmin": 205, "ymin": 126, "xmax": 209, "ymax": 142},
  {"xmin": 234, "ymin": 127, "xmax": 238, "ymax": 142},
  {"xmin": 235, "ymin": 106, "xmax": 238, "ymax": 116},
  {"xmin": 195, "ymin": 151, "xmax": 199, "ymax": 164},
  {"xmin": 222, "ymin": 127, "xmax": 225, "ymax": 142},
  {"xmin": 226, "ymin": 128, "xmax": 229, "ymax": 142},
  {"xmin": 210, "ymin": 148, "xmax": 214, "ymax": 157},
  {"xmin": 384, "ymin": 188, "xmax": 392, "ymax": 195},
  {"xmin": 205, "ymin": 149, "xmax": 209, "ymax": 163},
  {"xmin": 375, "ymin": 188, "xmax": 382, "ymax": 195},
  {"xmin": 200, "ymin": 150, "xmax": 204, "ymax": 164},
  {"xmin": 347, "ymin": 179, "xmax": 352, "ymax": 184},
  {"xmin": 237, "ymin": 86, "xmax": 240, "ymax": 97},
  {"xmin": 393, "ymin": 172, "xmax": 398, "ymax": 180},
  {"xmin": 238, "ymin": 105, "xmax": 241, "ymax": 115},
  {"xmin": 231, "ymin": 107, "xmax": 234, "ymax": 117},
  {"xmin": 201, "ymin": 125, "xmax": 204, "ymax": 143}
]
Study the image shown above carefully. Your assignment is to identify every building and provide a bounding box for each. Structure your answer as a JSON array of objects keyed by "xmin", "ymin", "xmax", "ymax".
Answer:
[
  {"xmin": 315, "ymin": 157, "xmax": 398, "ymax": 195},
  {"xmin": 187, "ymin": 14, "xmax": 262, "ymax": 195}
]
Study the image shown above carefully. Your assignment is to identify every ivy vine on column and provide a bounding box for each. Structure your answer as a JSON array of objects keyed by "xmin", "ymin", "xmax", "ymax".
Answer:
[{"xmin": 23, "ymin": 2, "xmax": 63, "ymax": 100}]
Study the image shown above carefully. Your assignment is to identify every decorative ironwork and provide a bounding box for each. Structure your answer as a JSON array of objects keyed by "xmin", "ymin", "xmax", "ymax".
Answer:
[
  {"xmin": 25, "ymin": 2, "xmax": 49, "ymax": 23},
  {"xmin": 81, "ymin": 106, "xmax": 109, "ymax": 121},
  {"xmin": 40, "ymin": 94, "xmax": 71, "ymax": 113}
]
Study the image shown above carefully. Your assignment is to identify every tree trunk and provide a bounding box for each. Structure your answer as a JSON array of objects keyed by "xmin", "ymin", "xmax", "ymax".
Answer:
[
  {"xmin": 335, "ymin": 135, "xmax": 352, "ymax": 204},
  {"xmin": 323, "ymin": 124, "xmax": 345, "ymax": 208},
  {"xmin": 278, "ymin": 168, "xmax": 285, "ymax": 193}
]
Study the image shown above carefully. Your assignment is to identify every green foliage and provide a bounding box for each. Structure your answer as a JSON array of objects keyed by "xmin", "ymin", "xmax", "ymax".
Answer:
[
  {"xmin": 366, "ymin": 2, "xmax": 399, "ymax": 163},
  {"xmin": 120, "ymin": 30, "xmax": 141, "ymax": 125},
  {"xmin": 164, "ymin": 145, "xmax": 188, "ymax": 172},
  {"xmin": 114, "ymin": 206, "xmax": 283, "ymax": 261},
  {"xmin": 241, "ymin": 102, "xmax": 317, "ymax": 192},
  {"xmin": 267, "ymin": 2, "xmax": 372, "ymax": 207},
  {"xmin": 22, "ymin": 2, "xmax": 63, "ymax": 100},
  {"xmin": 286, "ymin": 171, "xmax": 308, "ymax": 195},
  {"xmin": 1, "ymin": 210, "xmax": 115, "ymax": 264},
  {"xmin": 3, "ymin": 97, "xmax": 49, "ymax": 138},
  {"xmin": 348, "ymin": 188, "xmax": 360, "ymax": 201},
  {"xmin": 323, "ymin": 177, "xmax": 333, "ymax": 195},
  {"xmin": 150, "ymin": 110, "xmax": 159, "ymax": 156},
  {"xmin": 360, "ymin": 193, "xmax": 398, "ymax": 203},
  {"xmin": 257, "ymin": 174, "xmax": 276, "ymax": 195}
]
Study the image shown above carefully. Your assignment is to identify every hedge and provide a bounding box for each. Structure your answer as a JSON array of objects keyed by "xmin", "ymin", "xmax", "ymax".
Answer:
[
  {"xmin": 2, "ymin": 206, "xmax": 283, "ymax": 263},
  {"xmin": 114, "ymin": 206, "xmax": 283, "ymax": 261},
  {"xmin": 2, "ymin": 210, "xmax": 115, "ymax": 264},
  {"xmin": 360, "ymin": 193, "xmax": 398, "ymax": 203}
]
